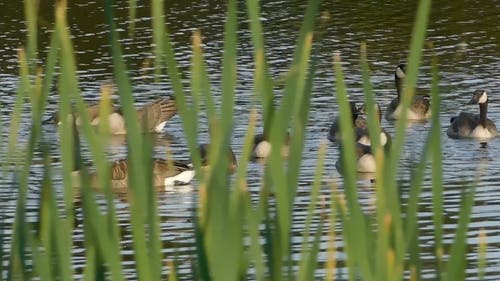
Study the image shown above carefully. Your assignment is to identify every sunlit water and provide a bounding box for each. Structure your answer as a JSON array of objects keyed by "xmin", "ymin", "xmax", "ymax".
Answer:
[{"xmin": 1, "ymin": 0, "xmax": 499, "ymax": 279}]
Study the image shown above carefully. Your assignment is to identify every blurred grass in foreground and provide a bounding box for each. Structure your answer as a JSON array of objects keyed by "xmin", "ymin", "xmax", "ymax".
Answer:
[{"xmin": 2, "ymin": 0, "xmax": 480, "ymax": 280}]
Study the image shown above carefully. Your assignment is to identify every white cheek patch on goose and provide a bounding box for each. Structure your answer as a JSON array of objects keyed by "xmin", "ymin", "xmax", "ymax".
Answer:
[
  {"xmin": 478, "ymin": 92, "xmax": 488, "ymax": 104},
  {"xmin": 379, "ymin": 132, "xmax": 388, "ymax": 146},
  {"xmin": 254, "ymin": 140, "xmax": 272, "ymax": 158},
  {"xmin": 396, "ymin": 67, "xmax": 406, "ymax": 79}
]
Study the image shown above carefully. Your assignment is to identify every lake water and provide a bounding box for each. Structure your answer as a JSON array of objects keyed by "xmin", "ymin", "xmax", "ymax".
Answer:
[{"xmin": 1, "ymin": 0, "xmax": 499, "ymax": 279}]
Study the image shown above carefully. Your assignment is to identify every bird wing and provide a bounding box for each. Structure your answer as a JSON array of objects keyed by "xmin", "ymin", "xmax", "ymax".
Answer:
[{"xmin": 136, "ymin": 98, "xmax": 177, "ymax": 131}]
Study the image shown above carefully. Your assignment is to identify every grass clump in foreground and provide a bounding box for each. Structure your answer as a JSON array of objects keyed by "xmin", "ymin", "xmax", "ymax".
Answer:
[{"xmin": 2, "ymin": 0, "xmax": 480, "ymax": 280}]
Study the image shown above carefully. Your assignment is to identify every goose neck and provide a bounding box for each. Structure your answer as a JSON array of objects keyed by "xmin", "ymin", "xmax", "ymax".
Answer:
[
  {"xmin": 395, "ymin": 75, "xmax": 403, "ymax": 102},
  {"xmin": 479, "ymin": 101, "xmax": 488, "ymax": 127}
]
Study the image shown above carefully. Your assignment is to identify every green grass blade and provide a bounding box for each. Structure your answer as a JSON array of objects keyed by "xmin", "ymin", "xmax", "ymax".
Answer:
[
  {"xmin": 298, "ymin": 221, "xmax": 323, "ymax": 281},
  {"xmin": 128, "ymin": 0, "xmax": 137, "ymax": 36},
  {"xmin": 41, "ymin": 150, "xmax": 73, "ymax": 280},
  {"xmin": 202, "ymin": 0, "xmax": 239, "ymax": 280},
  {"xmin": 429, "ymin": 51, "xmax": 444, "ymax": 272},
  {"xmin": 403, "ymin": 53, "xmax": 441, "ymax": 277},
  {"xmin": 224, "ymin": 109, "xmax": 260, "ymax": 279},
  {"xmin": 359, "ymin": 44, "xmax": 381, "ymax": 151},
  {"xmin": 184, "ymin": 31, "xmax": 203, "ymax": 177},
  {"xmin": 325, "ymin": 184, "xmax": 337, "ymax": 281},
  {"xmin": 55, "ymin": 2, "xmax": 127, "ymax": 280},
  {"xmin": 443, "ymin": 191, "xmax": 474, "ymax": 281},
  {"xmin": 266, "ymin": 1, "xmax": 319, "ymax": 273},
  {"xmin": 0, "ymin": 214, "xmax": 3, "ymax": 281},
  {"xmin": 477, "ymin": 230, "xmax": 486, "ymax": 281},
  {"xmin": 24, "ymin": 0, "xmax": 38, "ymax": 70},
  {"xmin": 385, "ymin": 0, "xmax": 432, "ymax": 274},
  {"xmin": 236, "ymin": 109, "xmax": 266, "ymax": 281},
  {"xmin": 297, "ymin": 143, "xmax": 326, "ymax": 281},
  {"xmin": 82, "ymin": 246, "xmax": 97, "ymax": 281},
  {"xmin": 245, "ymin": 0, "xmax": 274, "ymax": 132},
  {"xmin": 245, "ymin": 198, "xmax": 266, "ymax": 281},
  {"xmin": 7, "ymin": 48, "xmax": 31, "ymax": 280},
  {"xmin": 29, "ymin": 237, "xmax": 54, "ymax": 280},
  {"xmin": 151, "ymin": 0, "xmax": 166, "ymax": 79},
  {"xmin": 167, "ymin": 261, "xmax": 179, "ymax": 281},
  {"xmin": 287, "ymin": 32, "xmax": 314, "ymax": 204},
  {"xmin": 105, "ymin": 0, "xmax": 163, "ymax": 279},
  {"xmin": 389, "ymin": 0, "xmax": 432, "ymax": 166},
  {"xmin": 360, "ymin": 44, "xmax": 390, "ymax": 280},
  {"xmin": 334, "ymin": 52, "xmax": 375, "ymax": 281}
]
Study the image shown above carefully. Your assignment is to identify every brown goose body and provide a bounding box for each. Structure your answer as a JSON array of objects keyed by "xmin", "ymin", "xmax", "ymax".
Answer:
[
  {"xmin": 74, "ymin": 158, "xmax": 195, "ymax": 192},
  {"xmin": 45, "ymin": 97, "xmax": 177, "ymax": 134}
]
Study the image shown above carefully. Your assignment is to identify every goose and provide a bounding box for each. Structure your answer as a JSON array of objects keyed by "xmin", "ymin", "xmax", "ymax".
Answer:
[
  {"xmin": 355, "ymin": 102, "xmax": 388, "ymax": 146},
  {"xmin": 335, "ymin": 130, "xmax": 391, "ymax": 174},
  {"xmin": 328, "ymin": 101, "xmax": 364, "ymax": 143},
  {"xmin": 198, "ymin": 143, "xmax": 238, "ymax": 173},
  {"xmin": 73, "ymin": 158, "xmax": 196, "ymax": 191},
  {"xmin": 252, "ymin": 132, "xmax": 290, "ymax": 159},
  {"xmin": 44, "ymin": 96, "xmax": 177, "ymax": 134},
  {"xmin": 74, "ymin": 142, "xmax": 240, "ymax": 191},
  {"xmin": 447, "ymin": 90, "xmax": 497, "ymax": 140},
  {"xmin": 385, "ymin": 64, "xmax": 431, "ymax": 121}
]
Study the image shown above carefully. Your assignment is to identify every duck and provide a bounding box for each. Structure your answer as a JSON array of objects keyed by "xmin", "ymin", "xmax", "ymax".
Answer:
[
  {"xmin": 328, "ymin": 101, "xmax": 365, "ymax": 143},
  {"xmin": 385, "ymin": 64, "xmax": 431, "ymax": 121},
  {"xmin": 447, "ymin": 90, "xmax": 497, "ymax": 140},
  {"xmin": 44, "ymin": 96, "xmax": 177, "ymax": 134},
  {"xmin": 251, "ymin": 132, "xmax": 290, "ymax": 159}
]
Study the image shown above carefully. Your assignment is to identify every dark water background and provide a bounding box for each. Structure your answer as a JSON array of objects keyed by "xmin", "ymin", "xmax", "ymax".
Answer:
[{"xmin": 0, "ymin": 0, "xmax": 499, "ymax": 279}]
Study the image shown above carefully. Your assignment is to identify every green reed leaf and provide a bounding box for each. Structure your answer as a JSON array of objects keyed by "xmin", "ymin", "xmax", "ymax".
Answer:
[
  {"xmin": 443, "ymin": 191, "xmax": 474, "ymax": 281},
  {"xmin": 266, "ymin": 2, "xmax": 319, "ymax": 275},
  {"xmin": 7, "ymin": 48, "xmax": 31, "ymax": 280},
  {"xmin": 152, "ymin": 0, "xmax": 166, "ymax": 79},
  {"xmin": 105, "ymin": 0, "xmax": 164, "ymax": 279},
  {"xmin": 128, "ymin": 0, "xmax": 137, "ymax": 36},
  {"xmin": 334, "ymin": 52, "xmax": 375, "ymax": 281},
  {"xmin": 24, "ymin": 0, "xmax": 38, "ymax": 71},
  {"xmin": 297, "ymin": 143, "xmax": 326, "ymax": 281},
  {"xmin": 429, "ymin": 51, "xmax": 444, "ymax": 272},
  {"xmin": 245, "ymin": 0, "xmax": 274, "ymax": 133}
]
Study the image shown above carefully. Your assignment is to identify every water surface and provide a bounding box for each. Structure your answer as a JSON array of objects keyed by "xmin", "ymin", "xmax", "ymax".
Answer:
[{"xmin": 1, "ymin": 0, "xmax": 499, "ymax": 279}]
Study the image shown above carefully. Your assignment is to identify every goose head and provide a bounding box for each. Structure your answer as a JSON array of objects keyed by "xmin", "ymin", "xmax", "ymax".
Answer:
[
  {"xmin": 349, "ymin": 101, "xmax": 362, "ymax": 124},
  {"xmin": 198, "ymin": 143, "xmax": 238, "ymax": 173},
  {"xmin": 467, "ymin": 90, "xmax": 488, "ymax": 105},
  {"xmin": 359, "ymin": 102, "xmax": 382, "ymax": 123},
  {"xmin": 395, "ymin": 64, "xmax": 406, "ymax": 79}
]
